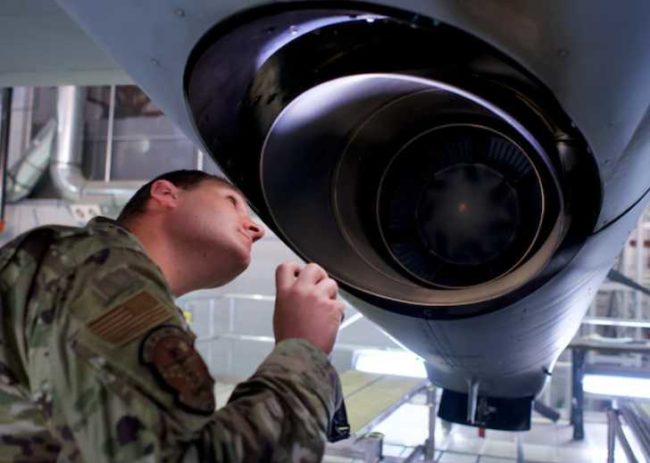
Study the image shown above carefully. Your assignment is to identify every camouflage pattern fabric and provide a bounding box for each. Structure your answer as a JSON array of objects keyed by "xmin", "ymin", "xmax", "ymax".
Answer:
[{"xmin": 0, "ymin": 217, "xmax": 339, "ymax": 462}]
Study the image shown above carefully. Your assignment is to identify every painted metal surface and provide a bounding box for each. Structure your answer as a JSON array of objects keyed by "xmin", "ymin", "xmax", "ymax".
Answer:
[{"xmin": 55, "ymin": 0, "xmax": 650, "ymax": 228}]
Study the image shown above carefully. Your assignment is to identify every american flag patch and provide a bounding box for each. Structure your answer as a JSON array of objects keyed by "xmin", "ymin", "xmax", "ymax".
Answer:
[{"xmin": 87, "ymin": 291, "xmax": 173, "ymax": 346}]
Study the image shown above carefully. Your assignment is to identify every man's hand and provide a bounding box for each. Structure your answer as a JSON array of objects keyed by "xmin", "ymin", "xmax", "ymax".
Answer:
[{"xmin": 274, "ymin": 262, "xmax": 345, "ymax": 354}]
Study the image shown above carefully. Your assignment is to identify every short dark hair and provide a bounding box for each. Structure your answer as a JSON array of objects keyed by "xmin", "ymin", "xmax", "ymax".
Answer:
[{"xmin": 117, "ymin": 170, "xmax": 229, "ymax": 223}]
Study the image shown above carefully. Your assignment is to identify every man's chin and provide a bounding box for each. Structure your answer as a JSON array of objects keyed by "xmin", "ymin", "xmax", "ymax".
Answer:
[
  {"xmin": 239, "ymin": 249, "xmax": 252, "ymax": 269},
  {"xmin": 212, "ymin": 268, "xmax": 246, "ymax": 288},
  {"xmin": 230, "ymin": 252, "xmax": 251, "ymax": 278}
]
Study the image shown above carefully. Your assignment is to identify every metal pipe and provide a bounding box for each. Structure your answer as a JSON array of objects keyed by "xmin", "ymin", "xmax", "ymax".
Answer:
[
  {"xmin": 104, "ymin": 85, "xmax": 116, "ymax": 182},
  {"xmin": 195, "ymin": 331, "xmax": 400, "ymax": 354},
  {"xmin": 635, "ymin": 221, "xmax": 644, "ymax": 346},
  {"xmin": 0, "ymin": 88, "xmax": 13, "ymax": 230},
  {"xmin": 515, "ymin": 434, "xmax": 524, "ymax": 463},
  {"xmin": 609, "ymin": 408, "xmax": 639, "ymax": 463},
  {"xmin": 571, "ymin": 348, "xmax": 586, "ymax": 440},
  {"xmin": 533, "ymin": 400, "xmax": 560, "ymax": 422},
  {"xmin": 620, "ymin": 403, "xmax": 650, "ymax": 461},
  {"xmin": 181, "ymin": 291, "xmax": 362, "ymax": 310},
  {"xmin": 50, "ymin": 86, "xmax": 142, "ymax": 205},
  {"xmin": 607, "ymin": 409, "xmax": 617, "ymax": 463},
  {"xmin": 52, "ymin": 85, "xmax": 84, "ymax": 200},
  {"xmin": 425, "ymin": 384, "xmax": 436, "ymax": 461},
  {"xmin": 582, "ymin": 317, "xmax": 650, "ymax": 329},
  {"xmin": 467, "ymin": 380, "xmax": 479, "ymax": 425},
  {"xmin": 197, "ymin": 149, "xmax": 204, "ymax": 170}
]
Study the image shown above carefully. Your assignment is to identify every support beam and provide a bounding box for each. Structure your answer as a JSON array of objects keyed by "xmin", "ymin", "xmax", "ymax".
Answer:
[
  {"xmin": 0, "ymin": 88, "xmax": 12, "ymax": 232},
  {"xmin": 571, "ymin": 348, "xmax": 586, "ymax": 440}
]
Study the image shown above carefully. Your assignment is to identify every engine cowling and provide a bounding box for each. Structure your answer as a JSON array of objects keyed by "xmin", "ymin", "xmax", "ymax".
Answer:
[{"xmin": 184, "ymin": 4, "xmax": 609, "ymax": 430}]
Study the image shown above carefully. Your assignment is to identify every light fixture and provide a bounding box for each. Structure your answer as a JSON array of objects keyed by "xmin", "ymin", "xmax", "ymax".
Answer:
[
  {"xmin": 353, "ymin": 349, "xmax": 427, "ymax": 378},
  {"xmin": 583, "ymin": 374, "xmax": 650, "ymax": 399}
]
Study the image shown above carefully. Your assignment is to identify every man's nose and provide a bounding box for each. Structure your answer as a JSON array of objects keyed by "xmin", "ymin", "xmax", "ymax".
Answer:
[{"xmin": 246, "ymin": 219, "xmax": 265, "ymax": 242}]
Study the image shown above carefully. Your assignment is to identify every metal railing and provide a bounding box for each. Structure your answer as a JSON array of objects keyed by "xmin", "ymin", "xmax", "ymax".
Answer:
[{"xmin": 607, "ymin": 401, "xmax": 650, "ymax": 462}]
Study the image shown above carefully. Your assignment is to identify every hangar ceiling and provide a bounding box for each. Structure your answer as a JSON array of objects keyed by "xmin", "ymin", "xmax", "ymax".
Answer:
[{"xmin": 0, "ymin": 0, "xmax": 128, "ymax": 86}]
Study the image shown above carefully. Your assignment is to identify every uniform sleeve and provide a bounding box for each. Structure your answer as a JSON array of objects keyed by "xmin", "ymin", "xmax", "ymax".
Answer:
[
  {"xmin": 28, "ymin": 247, "xmax": 338, "ymax": 462},
  {"xmin": 199, "ymin": 339, "xmax": 337, "ymax": 462}
]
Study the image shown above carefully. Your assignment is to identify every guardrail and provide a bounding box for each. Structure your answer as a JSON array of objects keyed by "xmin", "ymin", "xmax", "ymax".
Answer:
[{"xmin": 607, "ymin": 401, "xmax": 650, "ymax": 462}]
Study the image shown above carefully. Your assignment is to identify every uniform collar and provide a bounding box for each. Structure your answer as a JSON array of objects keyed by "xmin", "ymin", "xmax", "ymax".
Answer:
[
  {"xmin": 86, "ymin": 216, "xmax": 146, "ymax": 251},
  {"xmin": 86, "ymin": 216, "xmax": 176, "ymax": 297}
]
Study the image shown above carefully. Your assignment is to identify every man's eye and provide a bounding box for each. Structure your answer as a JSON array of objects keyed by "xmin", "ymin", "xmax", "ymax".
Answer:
[{"xmin": 227, "ymin": 196, "xmax": 237, "ymax": 206}]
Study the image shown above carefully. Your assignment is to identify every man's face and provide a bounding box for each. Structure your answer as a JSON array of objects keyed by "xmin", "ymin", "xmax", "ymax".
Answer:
[{"xmin": 170, "ymin": 180, "xmax": 265, "ymax": 286}]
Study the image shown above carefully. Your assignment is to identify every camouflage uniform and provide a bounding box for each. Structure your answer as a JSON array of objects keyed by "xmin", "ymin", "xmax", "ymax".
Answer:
[{"xmin": 0, "ymin": 217, "xmax": 340, "ymax": 462}]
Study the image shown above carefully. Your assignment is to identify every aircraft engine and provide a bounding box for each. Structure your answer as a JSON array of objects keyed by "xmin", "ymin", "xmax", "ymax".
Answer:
[{"xmin": 58, "ymin": 0, "xmax": 650, "ymax": 430}]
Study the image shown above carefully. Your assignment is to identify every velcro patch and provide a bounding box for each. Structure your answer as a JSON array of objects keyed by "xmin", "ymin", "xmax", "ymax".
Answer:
[
  {"xmin": 92, "ymin": 267, "xmax": 139, "ymax": 304},
  {"xmin": 87, "ymin": 291, "xmax": 173, "ymax": 346},
  {"xmin": 140, "ymin": 325, "xmax": 215, "ymax": 415}
]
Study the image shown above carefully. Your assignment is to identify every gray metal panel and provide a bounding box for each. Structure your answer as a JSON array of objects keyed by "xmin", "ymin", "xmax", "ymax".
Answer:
[
  {"xmin": 0, "ymin": 0, "xmax": 128, "ymax": 86},
  {"xmin": 55, "ymin": 0, "xmax": 650, "ymax": 229}
]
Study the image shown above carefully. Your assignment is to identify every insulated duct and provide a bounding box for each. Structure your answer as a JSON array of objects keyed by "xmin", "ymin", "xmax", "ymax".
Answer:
[
  {"xmin": 50, "ymin": 86, "xmax": 141, "ymax": 204},
  {"xmin": 5, "ymin": 118, "xmax": 56, "ymax": 203}
]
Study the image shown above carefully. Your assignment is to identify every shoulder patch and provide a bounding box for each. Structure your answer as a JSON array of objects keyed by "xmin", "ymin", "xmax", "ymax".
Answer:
[
  {"xmin": 140, "ymin": 325, "xmax": 215, "ymax": 415},
  {"xmin": 87, "ymin": 291, "xmax": 173, "ymax": 346},
  {"xmin": 92, "ymin": 267, "xmax": 140, "ymax": 304}
]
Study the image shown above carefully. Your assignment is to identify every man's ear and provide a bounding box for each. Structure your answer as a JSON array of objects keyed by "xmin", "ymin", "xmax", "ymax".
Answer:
[{"xmin": 149, "ymin": 179, "xmax": 179, "ymax": 210}]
